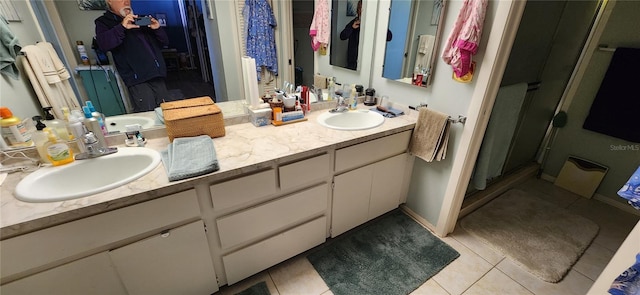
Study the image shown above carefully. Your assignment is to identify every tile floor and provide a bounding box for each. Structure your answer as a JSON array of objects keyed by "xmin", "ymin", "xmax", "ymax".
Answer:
[{"xmin": 215, "ymin": 178, "xmax": 639, "ymax": 295}]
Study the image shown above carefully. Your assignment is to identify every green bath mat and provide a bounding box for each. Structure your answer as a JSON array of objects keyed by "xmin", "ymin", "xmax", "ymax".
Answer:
[
  {"xmin": 234, "ymin": 281, "xmax": 270, "ymax": 295},
  {"xmin": 307, "ymin": 210, "xmax": 459, "ymax": 295}
]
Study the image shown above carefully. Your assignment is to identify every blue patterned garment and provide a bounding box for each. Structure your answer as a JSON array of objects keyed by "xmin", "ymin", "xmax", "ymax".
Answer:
[
  {"xmin": 244, "ymin": 0, "xmax": 278, "ymax": 80},
  {"xmin": 618, "ymin": 165, "xmax": 640, "ymax": 210}
]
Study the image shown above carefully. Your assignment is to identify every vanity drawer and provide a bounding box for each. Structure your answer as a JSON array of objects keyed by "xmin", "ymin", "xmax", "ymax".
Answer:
[
  {"xmin": 335, "ymin": 130, "xmax": 412, "ymax": 173},
  {"xmin": 217, "ymin": 183, "xmax": 328, "ymax": 249},
  {"xmin": 209, "ymin": 169, "xmax": 276, "ymax": 211},
  {"xmin": 1, "ymin": 190, "xmax": 200, "ymax": 281},
  {"xmin": 279, "ymin": 153, "xmax": 331, "ymax": 190},
  {"xmin": 222, "ymin": 216, "xmax": 326, "ymax": 285}
]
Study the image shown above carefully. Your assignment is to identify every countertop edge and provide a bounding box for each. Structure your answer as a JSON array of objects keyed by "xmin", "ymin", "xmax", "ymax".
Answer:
[{"xmin": 1, "ymin": 115, "xmax": 416, "ymax": 239}]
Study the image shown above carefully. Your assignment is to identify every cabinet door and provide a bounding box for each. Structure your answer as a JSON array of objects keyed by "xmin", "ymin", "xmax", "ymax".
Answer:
[
  {"xmin": 331, "ymin": 165, "xmax": 373, "ymax": 237},
  {"xmin": 77, "ymin": 69, "xmax": 125, "ymax": 116},
  {"xmin": 369, "ymin": 154, "xmax": 407, "ymax": 220},
  {"xmin": 1, "ymin": 252, "xmax": 126, "ymax": 295},
  {"xmin": 109, "ymin": 220, "xmax": 218, "ymax": 295}
]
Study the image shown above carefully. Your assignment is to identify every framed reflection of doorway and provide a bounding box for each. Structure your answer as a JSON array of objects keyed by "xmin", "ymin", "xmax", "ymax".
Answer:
[{"xmin": 160, "ymin": 0, "xmax": 216, "ymax": 102}]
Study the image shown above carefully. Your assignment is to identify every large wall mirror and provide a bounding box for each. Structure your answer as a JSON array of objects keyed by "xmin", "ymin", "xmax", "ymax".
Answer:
[
  {"xmin": 382, "ymin": 0, "xmax": 447, "ymax": 87},
  {"xmin": 6, "ymin": 1, "xmax": 234, "ymax": 133},
  {"xmin": 329, "ymin": 0, "xmax": 364, "ymax": 71}
]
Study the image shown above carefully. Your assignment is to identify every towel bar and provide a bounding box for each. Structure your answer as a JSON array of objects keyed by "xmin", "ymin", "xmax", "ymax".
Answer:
[
  {"xmin": 448, "ymin": 115, "xmax": 467, "ymax": 124},
  {"xmin": 409, "ymin": 104, "xmax": 466, "ymax": 124}
]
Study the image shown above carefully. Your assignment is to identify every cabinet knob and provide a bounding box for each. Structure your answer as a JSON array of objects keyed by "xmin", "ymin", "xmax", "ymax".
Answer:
[{"xmin": 160, "ymin": 230, "xmax": 170, "ymax": 238}]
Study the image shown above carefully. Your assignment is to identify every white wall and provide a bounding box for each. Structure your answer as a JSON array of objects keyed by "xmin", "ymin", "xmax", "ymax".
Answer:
[
  {"xmin": 315, "ymin": 0, "xmax": 520, "ymax": 232},
  {"xmin": 0, "ymin": 1, "xmax": 45, "ymax": 121},
  {"xmin": 207, "ymin": 1, "xmax": 243, "ymax": 101},
  {"xmin": 371, "ymin": 0, "xmax": 490, "ymax": 226}
]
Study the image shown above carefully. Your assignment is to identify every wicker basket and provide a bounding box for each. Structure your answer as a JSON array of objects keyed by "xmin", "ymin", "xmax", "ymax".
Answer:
[
  {"xmin": 268, "ymin": 100, "xmax": 284, "ymax": 109},
  {"xmin": 161, "ymin": 96, "xmax": 225, "ymax": 142}
]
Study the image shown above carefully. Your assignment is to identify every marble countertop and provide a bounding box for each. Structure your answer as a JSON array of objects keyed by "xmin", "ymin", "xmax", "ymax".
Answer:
[{"xmin": 0, "ymin": 104, "xmax": 417, "ymax": 239}]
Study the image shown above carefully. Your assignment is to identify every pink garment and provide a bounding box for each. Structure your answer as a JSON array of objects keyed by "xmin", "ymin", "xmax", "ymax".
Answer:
[
  {"xmin": 309, "ymin": 0, "xmax": 330, "ymax": 51},
  {"xmin": 442, "ymin": 0, "xmax": 488, "ymax": 78}
]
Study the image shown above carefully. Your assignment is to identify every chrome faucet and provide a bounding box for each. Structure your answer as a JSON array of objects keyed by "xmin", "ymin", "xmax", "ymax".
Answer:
[
  {"xmin": 75, "ymin": 131, "xmax": 117, "ymax": 160},
  {"xmin": 330, "ymin": 96, "xmax": 349, "ymax": 113}
]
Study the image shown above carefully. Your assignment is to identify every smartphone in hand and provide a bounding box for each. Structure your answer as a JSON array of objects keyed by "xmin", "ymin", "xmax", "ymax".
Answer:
[{"xmin": 134, "ymin": 16, "xmax": 152, "ymax": 26}]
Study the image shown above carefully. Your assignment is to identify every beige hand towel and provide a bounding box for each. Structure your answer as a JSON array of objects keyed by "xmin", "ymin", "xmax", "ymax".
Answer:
[
  {"xmin": 409, "ymin": 108, "xmax": 450, "ymax": 162},
  {"xmin": 435, "ymin": 120, "xmax": 451, "ymax": 161}
]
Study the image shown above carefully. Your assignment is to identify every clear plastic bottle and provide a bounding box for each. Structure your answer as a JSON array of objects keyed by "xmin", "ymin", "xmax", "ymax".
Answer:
[
  {"xmin": 31, "ymin": 117, "xmax": 52, "ymax": 164},
  {"xmin": 0, "ymin": 107, "xmax": 32, "ymax": 147},
  {"xmin": 42, "ymin": 107, "xmax": 72, "ymax": 141}
]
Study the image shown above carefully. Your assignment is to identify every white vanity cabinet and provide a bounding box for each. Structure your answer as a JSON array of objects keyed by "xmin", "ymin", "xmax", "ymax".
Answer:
[
  {"xmin": 331, "ymin": 131, "xmax": 412, "ymax": 237},
  {"xmin": 208, "ymin": 154, "xmax": 331, "ymax": 285},
  {"xmin": 0, "ymin": 190, "xmax": 218, "ymax": 295},
  {"xmin": 109, "ymin": 220, "xmax": 217, "ymax": 295},
  {"xmin": 1, "ymin": 252, "xmax": 127, "ymax": 295}
]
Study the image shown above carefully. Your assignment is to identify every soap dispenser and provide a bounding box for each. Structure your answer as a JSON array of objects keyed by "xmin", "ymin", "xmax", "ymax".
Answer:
[
  {"xmin": 43, "ymin": 128, "xmax": 74, "ymax": 166},
  {"xmin": 31, "ymin": 116, "xmax": 51, "ymax": 164},
  {"xmin": 42, "ymin": 107, "xmax": 72, "ymax": 141}
]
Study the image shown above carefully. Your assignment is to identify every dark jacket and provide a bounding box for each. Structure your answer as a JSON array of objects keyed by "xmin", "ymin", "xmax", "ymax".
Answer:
[
  {"xmin": 340, "ymin": 18, "xmax": 360, "ymax": 70},
  {"xmin": 95, "ymin": 11, "xmax": 169, "ymax": 87}
]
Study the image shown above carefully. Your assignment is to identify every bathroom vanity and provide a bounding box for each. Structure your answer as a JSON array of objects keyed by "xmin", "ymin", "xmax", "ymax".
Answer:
[{"xmin": 0, "ymin": 106, "xmax": 417, "ymax": 294}]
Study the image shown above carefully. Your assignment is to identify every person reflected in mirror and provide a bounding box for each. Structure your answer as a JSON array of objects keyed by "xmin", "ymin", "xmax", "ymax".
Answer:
[
  {"xmin": 339, "ymin": 0, "xmax": 362, "ymax": 70},
  {"xmin": 95, "ymin": 0, "xmax": 169, "ymax": 113},
  {"xmin": 340, "ymin": 0, "xmax": 392, "ymax": 70}
]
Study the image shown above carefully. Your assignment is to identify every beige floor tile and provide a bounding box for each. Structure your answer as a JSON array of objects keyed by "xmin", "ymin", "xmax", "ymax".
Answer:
[
  {"xmin": 450, "ymin": 225, "xmax": 505, "ymax": 266},
  {"xmin": 432, "ymin": 237, "xmax": 493, "ymax": 295},
  {"xmin": 514, "ymin": 178, "xmax": 581, "ymax": 208},
  {"xmin": 462, "ymin": 268, "xmax": 533, "ymax": 295},
  {"xmin": 496, "ymin": 258, "xmax": 593, "ymax": 295},
  {"xmin": 573, "ymin": 241, "xmax": 616, "ymax": 280},
  {"xmin": 411, "ymin": 279, "xmax": 450, "ymax": 295},
  {"xmin": 268, "ymin": 255, "xmax": 329, "ymax": 295},
  {"xmin": 215, "ymin": 272, "xmax": 279, "ymax": 295},
  {"xmin": 568, "ymin": 198, "xmax": 639, "ymax": 251},
  {"xmin": 320, "ymin": 290, "xmax": 334, "ymax": 295}
]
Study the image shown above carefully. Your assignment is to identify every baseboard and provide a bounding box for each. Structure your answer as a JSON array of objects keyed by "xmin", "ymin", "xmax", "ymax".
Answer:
[
  {"xmin": 540, "ymin": 173, "xmax": 556, "ymax": 182},
  {"xmin": 593, "ymin": 193, "xmax": 640, "ymax": 216},
  {"xmin": 542, "ymin": 174, "xmax": 640, "ymax": 216},
  {"xmin": 399, "ymin": 205, "xmax": 439, "ymax": 236}
]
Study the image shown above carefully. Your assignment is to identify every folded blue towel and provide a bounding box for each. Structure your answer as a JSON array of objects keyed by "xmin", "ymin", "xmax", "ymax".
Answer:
[
  {"xmin": 618, "ymin": 165, "xmax": 640, "ymax": 210},
  {"xmin": 161, "ymin": 135, "xmax": 220, "ymax": 181},
  {"xmin": 370, "ymin": 107, "xmax": 405, "ymax": 118},
  {"xmin": 154, "ymin": 107, "xmax": 165, "ymax": 124}
]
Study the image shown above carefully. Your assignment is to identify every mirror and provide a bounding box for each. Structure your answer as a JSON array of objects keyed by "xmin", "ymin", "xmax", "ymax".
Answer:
[
  {"xmin": 382, "ymin": 0, "xmax": 447, "ymax": 87},
  {"xmin": 6, "ymin": 0, "xmax": 238, "ymax": 134},
  {"xmin": 330, "ymin": 0, "xmax": 364, "ymax": 71}
]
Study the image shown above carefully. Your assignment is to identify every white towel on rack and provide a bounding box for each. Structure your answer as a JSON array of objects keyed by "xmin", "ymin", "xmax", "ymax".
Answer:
[
  {"xmin": 415, "ymin": 35, "xmax": 435, "ymax": 71},
  {"xmin": 21, "ymin": 43, "xmax": 80, "ymax": 119}
]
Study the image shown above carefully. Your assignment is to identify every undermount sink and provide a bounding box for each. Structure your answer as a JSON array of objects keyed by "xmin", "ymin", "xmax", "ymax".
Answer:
[
  {"xmin": 15, "ymin": 147, "xmax": 161, "ymax": 203},
  {"xmin": 104, "ymin": 115, "xmax": 156, "ymax": 133},
  {"xmin": 316, "ymin": 110, "xmax": 385, "ymax": 131}
]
